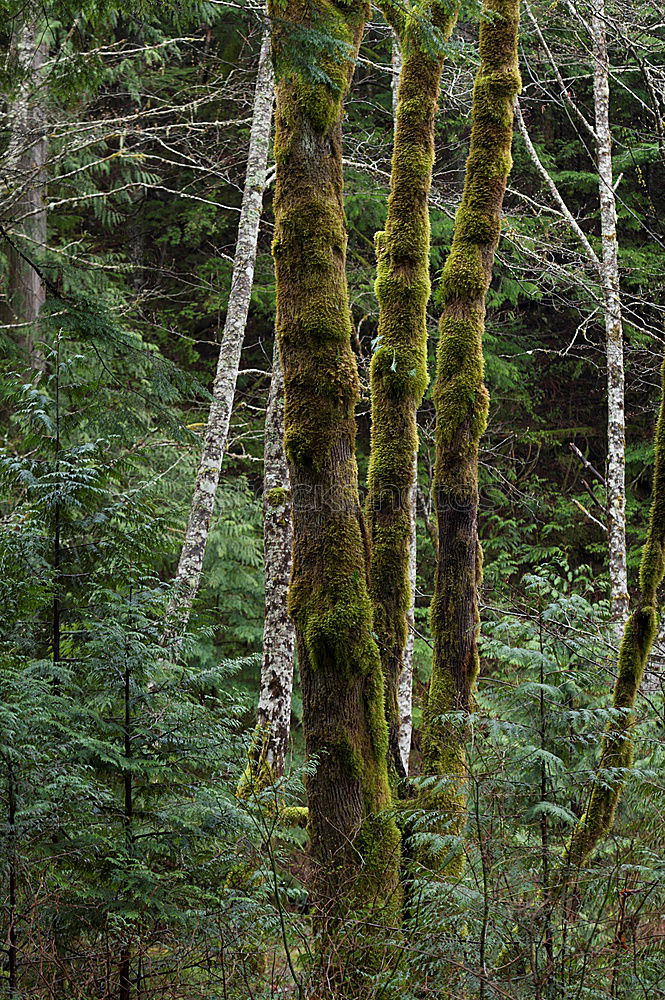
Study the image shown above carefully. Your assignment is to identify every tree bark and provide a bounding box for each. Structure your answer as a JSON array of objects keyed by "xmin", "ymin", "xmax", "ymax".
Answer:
[
  {"xmin": 390, "ymin": 34, "xmax": 416, "ymax": 778},
  {"xmin": 423, "ymin": 0, "xmax": 521, "ymax": 876},
  {"xmin": 367, "ymin": 2, "xmax": 457, "ymax": 783},
  {"xmin": 269, "ymin": 0, "xmax": 401, "ymax": 987},
  {"xmin": 399, "ymin": 472, "xmax": 417, "ymax": 775},
  {"xmin": 591, "ymin": 0, "xmax": 629, "ymax": 626},
  {"xmin": 254, "ymin": 342, "xmax": 295, "ymax": 780},
  {"xmin": 2, "ymin": 20, "xmax": 48, "ymax": 359},
  {"xmin": 164, "ymin": 28, "xmax": 274, "ymax": 640}
]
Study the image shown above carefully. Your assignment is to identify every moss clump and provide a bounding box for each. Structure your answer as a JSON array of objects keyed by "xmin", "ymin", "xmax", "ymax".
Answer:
[
  {"xmin": 265, "ymin": 485, "xmax": 290, "ymax": 508},
  {"xmin": 269, "ymin": 0, "xmax": 364, "ymax": 139},
  {"xmin": 279, "ymin": 805, "xmax": 309, "ymax": 828},
  {"xmin": 236, "ymin": 721, "xmax": 285, "ymax": 806}
]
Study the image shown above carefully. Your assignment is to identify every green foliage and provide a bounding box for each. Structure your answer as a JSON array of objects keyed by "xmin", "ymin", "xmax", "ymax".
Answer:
[
  {"xmin": 0, "ymin": 308, "xmax": 288, "ymax": 996},
  {"xmin": 403, "ymin": 564, "xmax": 665, "ymax": 996}
]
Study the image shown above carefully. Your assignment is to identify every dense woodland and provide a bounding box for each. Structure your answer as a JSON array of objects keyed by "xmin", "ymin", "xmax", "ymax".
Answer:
[{"xmin": 1, "ymin": 0, "xmax": 665, "ymax": 997}]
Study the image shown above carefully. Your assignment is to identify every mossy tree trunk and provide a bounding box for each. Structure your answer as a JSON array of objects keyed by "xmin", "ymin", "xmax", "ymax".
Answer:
[
  {"xmin": 269, "ymin": 0, "xmax": 401, "ymax": 989},
  {"xmin": 563, "ymin": 354, "xmax": 665, "ymax": 875},
  {"xmin": 367, "ymin": 1, "xmax": 458, "ymax": 783},
  {"xmin": 422, "ymin": 0, "xmax": 521, "ymax": 872}
]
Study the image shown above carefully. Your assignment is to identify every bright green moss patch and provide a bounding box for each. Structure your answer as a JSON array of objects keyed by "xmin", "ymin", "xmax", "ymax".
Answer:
[
  {"xmin": 265, "ymin": 486, "xmax": 290, "ymax": 507},
  {"xmin": 279, "ymin": 806, "xmax": 309, "ymax": 828}
]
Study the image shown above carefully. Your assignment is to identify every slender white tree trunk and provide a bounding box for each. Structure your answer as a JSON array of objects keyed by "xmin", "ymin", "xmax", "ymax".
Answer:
[
  {"xmin": 390, "ymin": 33, "xmax": 402, "ymax": 115},
  {"xmin": 255, "ymin": 343, "xmax": 294, "ymax": 777},
  {"xmin": 2, "ymin": 21, "xmax": 48, "ymax": 357},
  {"xmin": 591, "ymin": 0, "xmax": 629, "ymax": 626},
  {"xmin": 390, "ymin": 34, "xmax": 416, "ymax": 775},
  {"xmin": 165, "ymin": 29, "xmax": 274, "ymax": 639},
  {"xmin": 399, "ymin": 472, "xmax": 417, "ymax": 774}
]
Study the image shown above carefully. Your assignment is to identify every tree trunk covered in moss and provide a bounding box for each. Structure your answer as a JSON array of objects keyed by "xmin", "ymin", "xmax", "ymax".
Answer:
[
  {"xmin": 368, "ymin": 1, "xmax": 457, "ymax": 783},
  {"xmin": 563, "ymin": 354, "xmax": 665, "ymax": 875},
  {"xmin": 2, "ymin": 20, "xmax": 48, "ymax": 360},
  {"xmin": 269, "ymin": 0, "xmax": 401, "ymax": 986},
  {"xmin": 422, "ymin": 0, "xmax": 521, "ymax": 871}
]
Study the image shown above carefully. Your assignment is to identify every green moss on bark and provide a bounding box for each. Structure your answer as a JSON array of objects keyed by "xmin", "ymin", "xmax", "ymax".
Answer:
[
  {"xmin": 422, "ymin": 0, "xmax": 521, "ymax": 867},
  {"xmin": 269, "ymin": 0, "xmax": 402, "ymax": 988},
  {"xmin": 367, "ymin": 0, "xmax": 458, "ymax": 785},
  {"xmin": 265, "ymin": 485, "xmax": 290, "ymax": 508}
]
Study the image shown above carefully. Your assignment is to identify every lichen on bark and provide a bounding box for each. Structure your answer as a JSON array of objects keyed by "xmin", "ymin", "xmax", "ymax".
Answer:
[
  {"xmin": 269, "ymin": 0, "xmax": 402, "ymax": 988},
  {"xmin": 239, "ymin": 342, "xmax": 295, "ymax": 799},
  {"xmin": 421, "ymin": 0, "xmax": 521, "ymax": 876},
  {"xmin": 164, "ymin": 28, "xmax": 274, "ymax": 642},
  {"xmin": 367, "ymin": 0, "xmax": 458, "ymax": 786}
]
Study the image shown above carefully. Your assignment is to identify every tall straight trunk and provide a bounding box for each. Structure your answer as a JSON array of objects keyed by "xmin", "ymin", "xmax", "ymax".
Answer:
[
  {"xmin": 390, "ymin": 34, "xmax": 417, "ymax": 779},
  {"xmin": 269, "ymin": 0, "xmax": 401, "ymax": 988},
  {"xmin": 391, "ymin": 33, "xmax": 402, "ymax": 114},
  {"xmin": 165, "ymin": 29, "xmax": 274, "ymax": 639},
  {"xmin": 399, "ymin": 473, "xmax": 417, "ymax": 775},
  {"xmin": 2, "ymin": 21, "xmax": 48, "ymax": 358},
  {"xmin": 591, "ymin": 0, "xmax": 629, "ymax": 627},
  {"xmin": 423, "ymin": 0, "xmax": 521, "ymax": 872},
  {"xmin": 367, "ymin": 2, "xmax": 458, "ymax": 782},
  {"xmin": 254, "ymin": 342, "xmax": 295, "ymax": 780},
  {"xmin": 563, "ymin": 351, "xmax": 665, "ymax": 874}
]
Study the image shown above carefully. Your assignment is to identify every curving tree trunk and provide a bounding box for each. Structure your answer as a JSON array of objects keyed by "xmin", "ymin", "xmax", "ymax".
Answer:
[
  {"xmin": 422, "ymin": 0, "xmax": 521, "ymax": 875},
  {"xmin": 269, "ymin": 0, "xmax": 401, "ymax": 989},
  {"xmin": 164, "ymin": 28, "xmax": 274, "ymax": 641},
  {"xmin": 367, "ymin": 1, "xmax": 458, "ymax": 783},
  {"xmin": 2, "ymin": 20, "xmax": 48, "ymax": 360}
]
